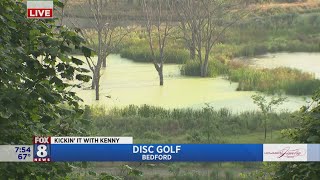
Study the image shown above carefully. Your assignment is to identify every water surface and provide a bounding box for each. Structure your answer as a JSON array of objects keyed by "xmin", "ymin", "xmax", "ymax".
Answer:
[
  {"xmin": 246, "ymin": 52, "xmax": 320, "ymax": 78},
  {"xmin": 74, "ymin": 54, "xmax": 312, "ymax": 112}
]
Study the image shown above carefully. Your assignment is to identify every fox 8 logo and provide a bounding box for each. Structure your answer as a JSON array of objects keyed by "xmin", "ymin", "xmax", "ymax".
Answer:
[
  {"xmin": 36, "ymin": 144, "xmax": 49, "ymax": 158},
  {"xmin": 33, "ymin": 137, "xmax": 51, "ymax": 162}
]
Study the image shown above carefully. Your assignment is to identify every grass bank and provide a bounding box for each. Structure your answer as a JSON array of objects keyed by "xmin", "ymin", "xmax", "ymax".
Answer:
[{"xmin": 84, "ymin": 105, "xmax": 296, "ymax": 144}]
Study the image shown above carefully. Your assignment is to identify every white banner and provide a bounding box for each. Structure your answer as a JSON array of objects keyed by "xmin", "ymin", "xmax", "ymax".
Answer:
[
  {"xmin": 263, "ymin": 144, "xmax": 307, "ymax": 162},
  {"xmin": 27, "ymin": 1, "xmax": 53, "ymax": 9}
]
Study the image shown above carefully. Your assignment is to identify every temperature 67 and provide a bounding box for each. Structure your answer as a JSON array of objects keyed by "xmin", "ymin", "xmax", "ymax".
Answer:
[{"xmin": 18, "ymin": 154, "xmax": 31, "ymax": 160}]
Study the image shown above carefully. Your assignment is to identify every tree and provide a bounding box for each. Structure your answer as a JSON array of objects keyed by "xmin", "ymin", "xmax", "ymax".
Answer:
[
  {"xmin": 65, "ymin": 0, "xmax": 131, "ymax": 100},
  {"xmin": 176, "ymin": 0, "xmax": 248, "ymax": 77},
  {"xmin": 176, "ymin": 0, "xmax": 197, "ymax": 60},
  {"xmin": 55, "ymin": 0, "xmax": 69, "ymax": 26},
  {"xmin": 0, "ymin": 0, "xmax": 93, "ymax": 178},
  {"xmin": 245, "ymin": 90, "xmax": 320, "ymax": 180},
  {"xmin": 142, "ymin": 0, "xmax": 174, "ymax": 86},
  {"xmin": 273, "ymin": 89, "xmax": 320, "ymax": 179},
  {"xmin": 251, "ymin": 94, "xmax": 286, "ymax": 141}
]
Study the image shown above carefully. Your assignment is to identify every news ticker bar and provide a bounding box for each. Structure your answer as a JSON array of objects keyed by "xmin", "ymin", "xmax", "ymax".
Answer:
[{"xmin": 0, "ymin": 144, "xmax": 320, "ymax": 162}]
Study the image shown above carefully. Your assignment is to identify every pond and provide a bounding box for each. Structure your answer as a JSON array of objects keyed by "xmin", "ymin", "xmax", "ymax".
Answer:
[{"xmin": 74, "ymin": 53, "xmax": 319, "ymax": 112}]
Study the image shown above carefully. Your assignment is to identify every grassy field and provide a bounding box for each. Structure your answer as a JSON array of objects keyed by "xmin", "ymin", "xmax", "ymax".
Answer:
[
  {"xmin": 73, "ymin": 105, "xmax": 297, "ymax": 179},
  {"xmin": 84, "ymin": 105, "xmax": 297, "ymax": 144}
]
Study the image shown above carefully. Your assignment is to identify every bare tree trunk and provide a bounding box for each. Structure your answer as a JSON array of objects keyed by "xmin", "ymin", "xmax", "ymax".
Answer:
[
  {"xmin": 90, "ymin": 68, "xmax": 96, "ymax": 89},
  {"xmin": 190, "ymin": 32, "xmax": 196, "ymax": 60},
  {"xmin": 200, "ymin": 64, "xmax": 206, "ymax": 77},
  {"xmin": 190, "ymin": 46, "xmax": 196, "ymax": 60},
  {"xmin": 94, "ymin": 69, "xmax": 100, "ymax": 100},
  {"xmin": 158, "ymin": 67, "xmax": 164, "ymax": 86},
  {"xmin": 95, "ymin": 80, "xmax": 100, "ymax": 100},
  {"xmin": 91, "ymin": 78, "xmax": 95, "ymax": 89},
  {"xmin": 71, "ymin": 0, "xmax": 131, "ymax": 101},
  {"xmin": 95, "ymin": 29, "xmax": 102, "ymax": 100},
  {"xmin": 142, "ymin": 0, "xmax": 172, "ymax": 87},
  {"xmin": 201, "ymin": 52, "xmax": 210, "ymax": 77},
  {"xmin": 102, "ymin": 57, "xmax": 107, "ymax": 68},
  {"xmin": 177, "ymin": 0, "xmax": 248, "ymax": 78}
]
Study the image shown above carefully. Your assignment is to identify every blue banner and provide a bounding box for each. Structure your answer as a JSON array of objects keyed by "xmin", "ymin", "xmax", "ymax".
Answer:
[{"xmin": 51, "ymin": 144, "xmax": 263, "ymax": 162}]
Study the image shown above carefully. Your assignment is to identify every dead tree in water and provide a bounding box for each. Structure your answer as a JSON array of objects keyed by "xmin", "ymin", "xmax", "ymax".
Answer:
[
  {"xmin": 66, "ymin": 0, "xmax": 132, "ymax": 100},
  {"xmin": 142, "ymin": 0, "xmax": 174, "ymax": 86},
  {"xmin": 176, "ymin": 0, "xmax": 249, "ymax": 77}
]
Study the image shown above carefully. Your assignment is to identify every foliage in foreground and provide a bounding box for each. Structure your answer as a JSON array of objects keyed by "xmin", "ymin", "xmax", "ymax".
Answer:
[
  {"xmin": 273, "ymin": 90, "xmax": 320, "ymax": 179},
  {"xmin": 242, "ymin": 90, "xmax": 320, "ymax": 179},
  {"xmin": 0, "ymin": 1, "xmax": 141, "ymax": 179},
  {"xmin": 0, "ymin": 0, "xmax": 94, "ymax": 178}
]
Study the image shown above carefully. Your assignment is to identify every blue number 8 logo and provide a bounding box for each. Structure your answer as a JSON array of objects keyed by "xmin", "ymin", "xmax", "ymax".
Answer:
[{"xmin": 37, "ymin": 145, "xmax": 48, "ymax": 158}]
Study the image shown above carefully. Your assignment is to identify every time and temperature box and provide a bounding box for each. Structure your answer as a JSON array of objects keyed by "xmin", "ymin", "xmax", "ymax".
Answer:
[{"xmin": 0, "ymin": 145, "xmax": 33, "ymax": 162}]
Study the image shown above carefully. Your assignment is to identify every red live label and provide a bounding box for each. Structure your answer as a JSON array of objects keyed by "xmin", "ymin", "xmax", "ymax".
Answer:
[{"xmin": 27, "ymin": 8, "xmax": 53, "ymax": 18}]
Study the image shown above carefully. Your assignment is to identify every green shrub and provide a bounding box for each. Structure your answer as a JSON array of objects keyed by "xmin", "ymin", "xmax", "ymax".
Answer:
[
  {"xmin": 120, "ymin": 42, "xmax": 189, "ymax": 64},
  {"xmin": 210, "ymin": 169, "xmax": 219, "ymax": 180},
  {"xmin": 235, "ymin": 44, "xmax": 269, "ymax": 57},
  {"xmin": 181, "ymin": 58, "xmax": 320, "ymax": 95},
  {"xmin": 229, "ymin": 67, "xmax": 320, "ymax": 95},
  {"xmin": 180, "ymin": 61, "xmax": 201, "ymax": 76},
  {"xmin": 164, "ymin": 48, "xmax": 189, "ymax": 64},
  {"xmin": 176, "ymin": 172, "xmax": 202, "ymax": 180},
  {"xmin": 143, "ymin": 131, "xmax": 163, "ymax": 140},
  {"xmin": 225, "ymin": 171, "xmax": 235, "ymax": 180},
  {"xmin": 284, "ymin": 79, "xmax": 320, "ymax": 95},
  {"xmin": 181, "ymin": 60, "xmax": 229, "ymax": 77}
]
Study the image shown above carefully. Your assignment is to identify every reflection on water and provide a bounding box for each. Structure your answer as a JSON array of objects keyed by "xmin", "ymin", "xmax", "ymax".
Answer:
[
  {"xmin": 74, "ymin": 54, "xmax": 312, "ymax": 112},
  {"xmin": 246, "ymin": 52, "xmax": 320, "ymax": 78}
]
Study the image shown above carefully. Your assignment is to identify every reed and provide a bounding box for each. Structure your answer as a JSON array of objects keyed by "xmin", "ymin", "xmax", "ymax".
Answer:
[
  {"xmin": 119, "ymin": 40, "xmax": 189, "ymax": 64},
  {"xmin": 87, "ymin": 105, "xmax": 295, "ymax": 143},
  {"xmin": 181, "ymin": 59, "xmax": 320, "ymax": 95},
  {"xmin": 181, "ymin": 59, "xmax": 229, "ymax": 77},
  {"xmin": 229, "ymin": 66, "xmax": 320, "ymax": 95}
]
